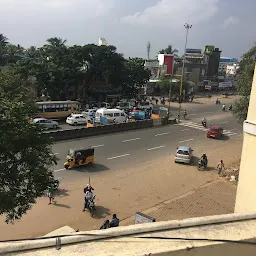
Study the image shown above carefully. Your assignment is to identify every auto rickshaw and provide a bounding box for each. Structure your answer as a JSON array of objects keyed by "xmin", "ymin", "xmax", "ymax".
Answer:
[{"xmin": 64, "ymin": 147, "xmax": 95, "ymax": 169}]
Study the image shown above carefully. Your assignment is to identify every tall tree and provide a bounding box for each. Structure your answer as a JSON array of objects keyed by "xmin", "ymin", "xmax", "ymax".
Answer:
[
  {"xmin": 159, "ymin": 45, "xmax": 178, "ymax": 55},
  {"xmin": 232, "ymin": 44, "xmax": 256, "ymax": 123},
  {"xmin": 0, "ymin": 33, "xmax": 8, "ymax": 65},
  {"xmin": 0, "ymin": 68, "xmax": 57, "ymax": 223},
  {"xmin": 121, "ymin": 57, "xmax": 151, "ymax": 97}
]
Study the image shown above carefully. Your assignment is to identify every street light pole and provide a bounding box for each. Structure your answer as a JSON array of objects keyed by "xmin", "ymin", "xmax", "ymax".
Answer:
[{"xmin": 178, "ymin": 23, "xmax": 192, "ymax": 122}]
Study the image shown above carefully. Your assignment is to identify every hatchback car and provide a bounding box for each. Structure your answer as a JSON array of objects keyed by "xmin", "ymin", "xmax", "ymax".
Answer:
[
  {"xmin": 174, "ymin": 146, "xmax": 193, "ymax": 164},
  {"xmin": 66, "ymin": 114, "xmax": 87, "ymax": 125},
  {"xmin": 33, "ymin": 118, "xmax": 59, "ymax": 129},
  {"xmin": 207, "ymin": 126, "xmax": 223, "ymax": 139}
]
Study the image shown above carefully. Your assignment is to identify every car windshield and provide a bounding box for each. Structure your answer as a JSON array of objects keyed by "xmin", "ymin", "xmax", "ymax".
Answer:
[
  {"xmin": 68, "ymin": 149, "xmax": 75, "ymax": 157},
  {"xmin": 178, "ymin": 150, "xmax": 189, "ymax": 155}
]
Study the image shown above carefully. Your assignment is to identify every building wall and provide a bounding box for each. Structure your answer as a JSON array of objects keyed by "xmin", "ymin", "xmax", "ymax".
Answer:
[{"xmin": 235, "ymin": 64, "xmax": 256, "ymax": 212}]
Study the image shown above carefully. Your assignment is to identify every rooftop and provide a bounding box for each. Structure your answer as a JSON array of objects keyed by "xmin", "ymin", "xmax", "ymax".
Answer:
[{"xmin": 2, "ymin": 213, "xmax": 256, "ymax": 256}]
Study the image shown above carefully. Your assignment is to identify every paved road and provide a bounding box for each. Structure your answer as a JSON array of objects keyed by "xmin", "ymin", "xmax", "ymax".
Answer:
[{"xmin": 52, "ymin": 102, "xmax": 242, "ymax": 183}]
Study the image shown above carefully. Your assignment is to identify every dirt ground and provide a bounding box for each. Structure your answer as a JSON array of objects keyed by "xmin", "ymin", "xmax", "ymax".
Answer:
[{"xmin": 0, "ymin": 136, "xmax": 242, "ymax": 240}]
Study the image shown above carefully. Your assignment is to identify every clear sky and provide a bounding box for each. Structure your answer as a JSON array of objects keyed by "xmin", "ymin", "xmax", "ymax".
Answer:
[{"xmin": 0, "ymin": 0, "xmax": 254, "ymax": 59}]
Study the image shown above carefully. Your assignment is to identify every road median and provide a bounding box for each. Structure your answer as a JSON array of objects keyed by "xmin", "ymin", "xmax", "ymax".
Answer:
[{"xmin": 44, "ymin": 118, "xmax": 177, "ymax": 141}]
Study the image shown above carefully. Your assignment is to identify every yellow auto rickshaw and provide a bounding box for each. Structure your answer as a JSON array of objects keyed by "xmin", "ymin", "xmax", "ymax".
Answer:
[{"xmin": 64, "ymin": 147, "xmax": 95, "ymax": 169}]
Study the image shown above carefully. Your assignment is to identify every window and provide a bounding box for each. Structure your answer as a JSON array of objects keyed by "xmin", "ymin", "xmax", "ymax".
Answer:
[
  {"xmin": 114, "ymin": 113, "xmax": 120, "ymax": 117},
  {"xmin": 121, "ymin": 113, "xmax": 125, "ymax": 116},
  {"xmin": 178, "ymin": 150, "xmax": 189, "ymax": 155},
  {"xmin": 75, "ymin": 116, "xmax": 80, "ymax": 119}
]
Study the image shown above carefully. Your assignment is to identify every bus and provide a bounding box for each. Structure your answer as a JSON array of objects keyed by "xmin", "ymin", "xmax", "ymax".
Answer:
[{"xmin": 35, "ymin": 101, "xmax": 81, "ymax": 119}]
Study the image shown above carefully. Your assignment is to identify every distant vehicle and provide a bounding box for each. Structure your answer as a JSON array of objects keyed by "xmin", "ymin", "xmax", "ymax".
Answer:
[
  {"xmin": 33, "ymin": 118, "xmax": 59, "ymax": 129},
  {"xmin": 175, "ymin": 146, "xmax": 193, "ymax": 164},
  {"xmin": 95, "ymin": 108, "xmax": 127, "ymax": 124},
  {"xmin": 35, "ymin": 101, "xmax": 80, "ymax": 119},
  {"xmin": 139, "ymin": 101, "xmax": 153, "ymax": 110},
  {"xmin": 207, "ymin": 126, "xmax": 223, "ymax": 139},
  {"xmin": 116, "ymin": 102, "xmax": 135, "ymax": 112},
  {"xmin": 66, "ymin": 114, "xmax": 87, "ymax": 126},
  {"xmin": 82, "ymin": 109, "xmax": 97, "ymax": 118}
]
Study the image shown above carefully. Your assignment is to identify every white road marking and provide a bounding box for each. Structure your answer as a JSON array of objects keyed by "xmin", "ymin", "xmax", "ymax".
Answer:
[
  {"xmin": 122, "ymin": 138, "xmax": 141, "ymax": 142},
  {"xmin": 204, "ymin": 111, "xmax": 214, "ymax": 114},
  {"xmin": 179, "ymin": 138, "xmax": 194, "ymax": 144},
  {"xmin": 92, "ymin": 144, "xmax": 104, "ymax": 148},
  {"xmin": 181, "ymin": 129, "xmax": 190, "ymax": 131},
  {"xmin": 54, "ymin": 168, "xmax": 65, "ymax": 172},
  {"xmin": 220, "ymin": 121, "xmax": 229, "ymax": 124},
  {"xmin": 147, "ymin": 145, "xmax": 165, "ymax": 151},
  {"xmin": 154, "ymin": 132, "xmax": 169, "ymax": 137},
  {"xmin": 189, "ymin": 113, "xmax": 197, "ymax": 116},
  {"xmin": 108, "ymin": 154, "xmax": 130, "ymax": 160}
]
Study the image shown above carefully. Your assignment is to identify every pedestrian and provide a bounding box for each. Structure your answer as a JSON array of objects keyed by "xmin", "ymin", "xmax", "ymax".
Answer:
[
  {"xmin": 217, "ymin": 160, "xmax": 225, "ymax": 175},
  {"xmin": 156, "ymin": 99, "xmax": 158, "ymax": 105},
  {"xmin": 47, "ymin": 183, "xmax": 54, "ymax": 205}
]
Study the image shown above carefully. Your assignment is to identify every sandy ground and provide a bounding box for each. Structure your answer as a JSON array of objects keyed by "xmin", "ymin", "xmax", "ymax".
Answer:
[{"xmin": 0, "ymin": 134, "xmax": 242, "ymax": 240}]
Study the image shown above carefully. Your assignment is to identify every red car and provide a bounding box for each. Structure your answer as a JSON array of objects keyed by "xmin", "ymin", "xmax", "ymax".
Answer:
[{"xmin": 207, "ymin": 126, "xmax": 224, "ymax": 139}]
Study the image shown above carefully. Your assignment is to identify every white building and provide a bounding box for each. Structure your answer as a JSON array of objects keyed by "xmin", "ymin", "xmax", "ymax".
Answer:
[
  {"xmin": 98, "ymin": 38, "xmax": 108, "ymax": 46},
  {"xmin": 218, "ymin": 57, "xmax": 238, "ymax": 74}
]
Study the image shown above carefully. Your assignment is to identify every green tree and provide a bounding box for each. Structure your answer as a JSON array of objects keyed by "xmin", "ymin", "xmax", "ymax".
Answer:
[
  {"xmin": 121, "ymin": 57, "xmax": 151, "ymax": 97},
  {"xmin": 158, "ymin": 76, "xmax": 189, "ymax": 95},
  {"xmin": 232, "ymin": 44, "xmax": 256, "ymax": 123},
  {"xmin": 0, "ymin": 68, "xmax": 57, "ymax": 223},
  {"xmin": 158, "ymin": 45, "xmax": 178, "ymax": 55},
  {"xmin": 0, "ymin": 33, "xmax": 8, "ymax": 65}
]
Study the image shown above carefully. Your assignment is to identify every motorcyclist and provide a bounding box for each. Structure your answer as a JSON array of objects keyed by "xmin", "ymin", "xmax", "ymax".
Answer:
[
  {"xmin": 183, "ymin": 110, "xmax": 187, "ymax": 119},
  {"xmin": 222, "ymin": 104, "xmax": 226, "ymax": 111},
  {"xmin": 229, "ymin": 104, "xmax": 232, "ymax": 111},
  {"xmin": 202, "ymin": 117, "xmax": 207, "ymax": 127},
  {"xmin": 84, "ymin": 184, "xmax": 94, "ymax": 193},
  {"xmin": 200, "ymin": 153, "xmax": 208, "ymax": 167},
  {"xmin": 83, "ymin": 187, "xmax": 94, "ymax": 211}
]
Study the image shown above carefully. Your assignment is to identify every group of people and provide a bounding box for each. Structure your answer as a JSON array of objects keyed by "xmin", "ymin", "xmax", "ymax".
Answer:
[{"xmin": 83, "ymin": 184, "xmax": 120, "ymax": 228}]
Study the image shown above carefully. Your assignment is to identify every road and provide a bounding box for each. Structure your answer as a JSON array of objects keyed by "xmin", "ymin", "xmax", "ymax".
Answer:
[
  {"xmin": 0, "ymin": 97, "xmax": 243, "ymax": 240},
  {"xmin": 52, "ymin": 102, "xmax": 242, "ymax": 180}
]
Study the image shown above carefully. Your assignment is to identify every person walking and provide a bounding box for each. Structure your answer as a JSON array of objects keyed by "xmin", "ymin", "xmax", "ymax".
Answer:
[
  {"xmin": 47, "ymin": 183, "xmax": 54, "ymax": 205},
  {"xmin": 217, "ymin": 160, "xmax": 225, "ymax": 175}
]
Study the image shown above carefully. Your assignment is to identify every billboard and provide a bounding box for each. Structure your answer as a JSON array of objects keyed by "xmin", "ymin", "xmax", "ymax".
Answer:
[
  {"xmin": 219, "ymin": 81, "xmax": 233, "ymax": 88},
  {"xmin": 158, "ymin": 54, "xmax": 174, "ymax": 75},
  {"xmin": 186, "ymin": 49, "xmax": 202, "ymax": 54}
]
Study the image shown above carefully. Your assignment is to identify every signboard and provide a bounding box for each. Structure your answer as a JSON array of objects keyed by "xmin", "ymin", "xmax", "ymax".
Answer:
[
  {"xmin": 219, "ymin": 81, "xmax": 233, "ymax": 88},
  {"xmin": 205, "ymin": 85, "xmax": 212, "ymax": 90},
  {"xmin": 158, "ymin": 54, "xmax": 174, "ymax": 75},
  {"xmin": 135, "ymin": 212, "xmax": 156, "ymax": 224},
  {"xmin": 186, "ymin": 49, "xmax": 202, "ymax": 54}
]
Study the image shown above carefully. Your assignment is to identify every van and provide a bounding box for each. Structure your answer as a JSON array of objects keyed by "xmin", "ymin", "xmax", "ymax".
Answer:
[{"xmin": 95, "ymin": 108, "xmax": 127, "ymax": 124}]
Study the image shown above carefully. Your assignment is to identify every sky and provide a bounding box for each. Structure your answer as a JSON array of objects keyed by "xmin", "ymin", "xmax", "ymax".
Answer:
[{"xmin": 0, "ymin": 0, "xmax": 255, "ymax": 59}]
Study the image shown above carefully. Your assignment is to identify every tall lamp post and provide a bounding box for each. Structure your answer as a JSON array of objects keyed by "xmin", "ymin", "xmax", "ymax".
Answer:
[{"xmin": 178, "ymin": 23, "xmax": 192, "ymax": 122}]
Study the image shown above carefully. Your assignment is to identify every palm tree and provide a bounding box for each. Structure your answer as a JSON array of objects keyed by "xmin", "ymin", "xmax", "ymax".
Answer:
[{"xmin": 158, "ymin": 45, "xmax": 178, "ymax": 56}]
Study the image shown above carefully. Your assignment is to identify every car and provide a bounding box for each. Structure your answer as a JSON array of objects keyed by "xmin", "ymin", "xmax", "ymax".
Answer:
[
  {"xmin": 116, "ymin": 102, "xmax": 135, "ymax": 112},
  {"xmin": 139, "ymin": 101, "xmax": 153, "ymax": 110},
  {"xmin": 33, "ymin": 118, "xmax": 59, "ymax": 129},
  {"xmin": 174, "ymin": 146, "xmax": 193, "ymax": 164},
  {"xmin": 207, "ymin": 126, "xmax": 224, "ymax": 139},
  {"xmin": 66, "ymin": 114, "xmax": 87, "ymax": 126}
]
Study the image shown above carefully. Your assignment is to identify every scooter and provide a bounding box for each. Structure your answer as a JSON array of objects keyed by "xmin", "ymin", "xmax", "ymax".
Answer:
[
  {"xmin": 222, "ymin": 105, "xmax": 226, "ymax": 111},
  {"xmin": 198, "ymin": 159, "xmax": 207, "ymax": 171},
  {"xmin": 202, "ymin": 121, "xmax": 207, "ymax": 128},
  {"xmin": 87, "ymin": 196, "xmax": 96, "ymax": 217}
]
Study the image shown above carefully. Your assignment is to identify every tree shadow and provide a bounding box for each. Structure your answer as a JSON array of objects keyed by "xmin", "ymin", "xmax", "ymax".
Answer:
[
  {"xmin": 94, "ymin": 206, "xmax": 111, "ymax": 219},
  {"xmin": 52, "ymin": 202, "xmax": 71, "ymax": 209},
  {"xmin": 73, "ymin": 163, "xmax": 109, "ymax": 173},
  {"xmin": 54, "ymin": 188, "xmax": 69, "ymax": 197}
]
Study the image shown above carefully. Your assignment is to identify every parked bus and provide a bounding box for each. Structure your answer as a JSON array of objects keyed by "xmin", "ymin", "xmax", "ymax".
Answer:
[{"xmin": 35, "ymin": 101, "xmax": 81, "ymax": 119}]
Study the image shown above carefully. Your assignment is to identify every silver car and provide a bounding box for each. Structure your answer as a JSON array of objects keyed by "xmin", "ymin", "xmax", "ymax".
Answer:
[
  {"xmin": 174, "ymin": 146, "xmax": 193, "ymax": 164},
  {"xmin": 33, "ymin": 118, "xmax": 59, "ymax": 129}
]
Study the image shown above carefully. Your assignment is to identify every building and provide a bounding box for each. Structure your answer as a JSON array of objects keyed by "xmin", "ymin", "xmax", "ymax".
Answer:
[
  {"xmin": 98, "ymin": 38, "xmax": 108, "ymax": 46},
  {"xmin": 205, "ymin": 46, "xmax": 222, "ymax": 79},
  {"xmin": 226, "ymin": 63, "xmax": 239, "ymax": 76},
  {"xmin": 218, "ymin": 57, "xmax": 238, "ymax": 75}
]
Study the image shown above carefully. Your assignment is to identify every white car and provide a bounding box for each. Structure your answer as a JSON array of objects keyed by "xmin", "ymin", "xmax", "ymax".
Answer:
[
  {"xmin": 139, "ymin": 101, "xmax": 153, "ymax": 110},
  {"xmin": 66, "ymin": 114, "xmax": 87, "ymax": 126},
  {"xmin": 33, "ymin": 118, "xmax": 59, "ymax": 129}
]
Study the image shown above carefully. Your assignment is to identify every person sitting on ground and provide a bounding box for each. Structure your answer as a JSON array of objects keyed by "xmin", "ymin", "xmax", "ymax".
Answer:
[{"xmin": 109, "ymin": 214, "xmax": 120, "ymax": 228}]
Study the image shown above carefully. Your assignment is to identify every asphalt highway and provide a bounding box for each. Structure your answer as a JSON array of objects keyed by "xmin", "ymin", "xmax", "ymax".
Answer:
[{"xmin": 52, "ymin": 102, "xmax": 243, "ymax": 184}]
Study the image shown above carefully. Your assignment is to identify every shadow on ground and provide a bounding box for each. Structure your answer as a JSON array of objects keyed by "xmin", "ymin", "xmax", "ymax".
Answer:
[
  {"xmin": 93, "ymin": 206, "xmax": 111, "ymax": 219},
  {"xmin": 72, "ymin": 163, "xmax": 109, "ymax": 173},
  {"xmin": 54, "ymin": 188, "xmax": 69, "ymax": 197},
  {"xmin": 52, "ymin": 202, "xmax": 71, "ymax": 209}
]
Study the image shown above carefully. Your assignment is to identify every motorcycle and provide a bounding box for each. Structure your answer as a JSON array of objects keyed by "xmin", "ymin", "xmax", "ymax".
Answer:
[
  {"xmin": 198, "ymin": 159, "xmax": 207, "ymax": 171},
  {"xmin": 87, "ymin": 196, "xmax": 96, "ymax": 217},
  {"xmin": 202, "ymin": 121, "xmax": 207, "ymax": 128},
  {"xmin": 222, "ymin": 105, "xmax": 226, "ymax": 111},
  {"xmin": 215, "ymin": 99, "xmax": 220, "ymax": 105},
  {"xmin": 229, "ymin": 105, "xmax": 232, "ymax": 111}
]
